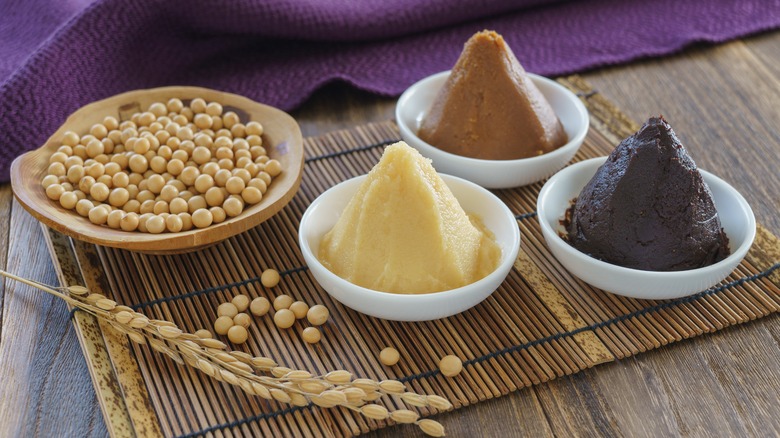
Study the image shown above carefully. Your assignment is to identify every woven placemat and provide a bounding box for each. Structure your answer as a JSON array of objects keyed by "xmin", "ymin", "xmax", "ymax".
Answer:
[{"xmin": 44, "ymin": 76, "xmax": 780, "ymax": 438}]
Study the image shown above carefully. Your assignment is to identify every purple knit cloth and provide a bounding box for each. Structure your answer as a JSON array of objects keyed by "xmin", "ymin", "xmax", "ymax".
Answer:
[{"xmin": 1, "ymin": 0, "xmax": 778, "ymax": 182}]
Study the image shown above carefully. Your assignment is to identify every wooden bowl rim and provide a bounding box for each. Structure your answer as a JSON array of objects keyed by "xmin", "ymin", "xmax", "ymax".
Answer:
[{"xmin": 10, "ymin": 85, "xmax": 304, "ymax": 254}]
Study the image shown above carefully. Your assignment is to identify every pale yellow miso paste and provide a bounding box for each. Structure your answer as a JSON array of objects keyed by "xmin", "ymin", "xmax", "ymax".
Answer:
[{"xmin": 318, "ymin": 142, "xmax": 500, "ymax": 294}]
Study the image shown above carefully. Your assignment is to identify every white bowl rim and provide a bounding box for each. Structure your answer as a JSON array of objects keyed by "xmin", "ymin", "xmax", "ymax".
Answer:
[
  {"xmin": 299, "ymin": 173, "xmax": 521, "ymax": 301},
  {"xmin": 395, "ymin": 70, "xmax": 590, "ymax": 165},
  {"xmin": 537, "ymin": 156, "xmax": 756, "ymax": 279}
]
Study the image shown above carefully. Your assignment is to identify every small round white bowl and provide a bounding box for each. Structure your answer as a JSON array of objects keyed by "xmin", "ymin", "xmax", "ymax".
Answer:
[
  {"xmin": 537, "ymin": 157, "xmax": 756, "ymax": 300},
  {"xmin": 299, "ymin": 174, "xmax": 521, "ymax": 321},
  {"xmin": 396, "ymin": 70, "xmax": 589, "ymax": 189}
]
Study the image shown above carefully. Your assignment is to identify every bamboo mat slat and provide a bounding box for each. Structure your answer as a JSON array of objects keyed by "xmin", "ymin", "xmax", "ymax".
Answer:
[{"xmin": 42, "ymin": 75, "xmax": 780, "ymax": 438}]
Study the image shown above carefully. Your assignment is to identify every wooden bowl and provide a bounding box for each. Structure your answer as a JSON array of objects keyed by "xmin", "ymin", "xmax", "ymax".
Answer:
[{"xmin": 10, "ymin": 86, "xmax": 304, "ymax": 254}]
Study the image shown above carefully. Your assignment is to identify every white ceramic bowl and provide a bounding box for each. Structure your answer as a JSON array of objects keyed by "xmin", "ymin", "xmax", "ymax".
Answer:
[
  {"xmin": 537, "ymin": 157, "xmax": 756, "ymax": 299},
  {"xmin": 396, "ymin": 70, "xmax": 589, "ymax": 189},
  {"xmin": 299, "ymin": 174, "xmax": 521, "ymax": 321}
]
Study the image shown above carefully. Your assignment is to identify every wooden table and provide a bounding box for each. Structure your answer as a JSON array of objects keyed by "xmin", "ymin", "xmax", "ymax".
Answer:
[{"xmin": 1, "ymin": 31, "xmax": 778, "ymax": 437}]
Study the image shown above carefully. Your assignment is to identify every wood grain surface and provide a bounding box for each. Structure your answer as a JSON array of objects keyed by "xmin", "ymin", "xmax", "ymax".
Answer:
[{"xmin": 1, "ymin": 31, "xmax": 779, "ymax": 437}]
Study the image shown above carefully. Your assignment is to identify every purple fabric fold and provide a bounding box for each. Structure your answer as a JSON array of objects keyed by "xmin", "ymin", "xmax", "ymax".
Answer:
[{"xmin": 1, "ymin": 0, "xmax": 778, "ymax": 182}]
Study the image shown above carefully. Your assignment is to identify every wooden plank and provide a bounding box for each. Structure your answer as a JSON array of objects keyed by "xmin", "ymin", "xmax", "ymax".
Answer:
[
  {"xmin": 744, "ymin": 32, "xmax": 780, "ymax": 80},
  {"xmin": 0, "ymin": 200, "xmax": 106, "ymax": 437},
  {"xmin": 0, "ymin": 185, "xmax": 14, "ymax": 335},
  {"xmin": 2, "ymin": 32, "xmax": 780, "ymax": 438}
]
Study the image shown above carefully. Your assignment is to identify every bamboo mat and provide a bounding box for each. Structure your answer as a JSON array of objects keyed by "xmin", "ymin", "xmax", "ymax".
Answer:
[{"xmin": 43, "ymin": 76, "xmax": 780, "ymax": 438}]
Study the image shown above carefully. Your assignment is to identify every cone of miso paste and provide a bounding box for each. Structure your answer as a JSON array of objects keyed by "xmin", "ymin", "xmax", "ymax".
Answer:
[{"xmin": 566, "ymin": 116, "xmax": 730, "ymax": 271}]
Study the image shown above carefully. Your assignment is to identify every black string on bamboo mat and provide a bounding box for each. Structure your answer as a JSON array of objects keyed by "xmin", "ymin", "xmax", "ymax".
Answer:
[
  {"xmin": 515, "ymin": 211, "xmax": 537, "ymax": 221},
  {"xmin": 178, "ymin": 405, "xmax": 310, "ymax": 438},
  {"xmin": 128, "ymin": 212, "xmax": 540, "ymax": 310},
  {"xmin": 305, "ymin": 139, "xmax": 399, "ymax": 163},
  {"xmin": 130, "ymin": 266, "xmax": 309, "ymax": 311},
  {"xmin": 69, "ymin": 307, "xmax": 83, "ymax": 320},
  {"xmin": 176, "ymin": 262, "xmax": 779, "ymax": 438},
  {"xmin": 576, "ymin": 90, "xmax": 599, "ymax": 99}
]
